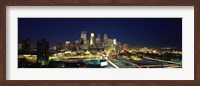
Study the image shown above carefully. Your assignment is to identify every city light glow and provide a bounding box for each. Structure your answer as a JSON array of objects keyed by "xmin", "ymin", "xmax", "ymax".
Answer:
[{"xmin": 18, "ymin": 18, "xmax": 182, "ymax": 68}]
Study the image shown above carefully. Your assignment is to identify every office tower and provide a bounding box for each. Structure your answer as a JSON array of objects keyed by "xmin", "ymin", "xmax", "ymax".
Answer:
[
  {"xmin": 96, "ymin": 34, "xmax": 102, "ymax": 48},
  {"xmin": 69, "ymin": 42, "xmax": 76, "ymax": 51},
  {"xmin": 76, "ymin": 38, "xmax": 84, "ymax": 50},
  {"xmin": 113, "ymin": 39, "xmax": 117, "ymax": 45},
  {"xmin": 116, "ymin": 41, "xmax": 122, "ymax": 51},
  {"xmin": 37, "ymin": 39, "xmax": 49, "ymax": 65},
  {"xmin": 103, "ymin": 33, "xmax": 108, "ymax": 48},
  {"xmin": 81, "ymin": 31, "xmax": 87, "ymax": 45},
  {"xmin": 113, "ymin": 39, "xmax": 117, "ymax": 51},
  {"xmin": 108, "ymin": 39, "xmax": 114, "ymax": 50},
  {"xmin": 65, "ymin": 41, "xmax": 70, "ymax": 50},
  {"xmin": 90, "ymin": 33, "xmax": 95, "ymax": 45},
  {"xmin": 21, "ymin": 38, "xmax": 32, "ymax": 54}
]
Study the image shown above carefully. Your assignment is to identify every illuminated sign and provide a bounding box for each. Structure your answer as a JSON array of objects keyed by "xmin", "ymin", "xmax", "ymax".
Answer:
[{"xmin": 100, "ymin": 61, "xmax": 108, "ymax": 66}]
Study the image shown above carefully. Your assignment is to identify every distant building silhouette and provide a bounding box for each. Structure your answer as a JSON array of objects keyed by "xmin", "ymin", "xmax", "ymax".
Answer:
[
  {"xmin": 103, "ymin": 33, "xmax": 108, "ymax": 49},
  {"xmin": 69, "ymin": 42, "xmax": 76, "ymax": 51},
  {"xmin": 116, "ymin": 41, "xmax": 122, "ymax": 52},
  {"xmin": 37, "ymin": 39, "xmax": 49, "ymax": 65},
  {"xmin": 56, "ymin": 42, "xmax": 64, "ymax": 51},
  {"xmin": 96, "ymin": 34, "xmax": 102, "ymax": 48},
  {"xmin": 65, "ymin": 41, "xmax": 70, "ymax": 50},
  {"xmin": 81, "ymin": 31, "xmax": 87, "ymax": 45},
  {"xmin": 21, "ymin": 38, "xmax": 32, "ymax": 54}
]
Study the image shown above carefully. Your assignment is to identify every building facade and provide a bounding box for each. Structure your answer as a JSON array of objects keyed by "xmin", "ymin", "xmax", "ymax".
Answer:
[
  {"xmin": 90, "ymin": 33, "xmax": 95, "ymax": 45},
  {"xmin": 81, "ymin": 31, "xmax": 87, "ymax": 45},
  {"xmin": 21, "ymin": 38, "xmax": 32, "ymax": 54},
  {"xmin": 37, "ymin": 39, "xmax": 49, "ymax": 65},
  {"xmin": 96, "ymin": 34, "xmax": 102, "ymax": 48},
  {"xmin": 103, "ymin": 34, "xmax": 108, "ymax": 49}
]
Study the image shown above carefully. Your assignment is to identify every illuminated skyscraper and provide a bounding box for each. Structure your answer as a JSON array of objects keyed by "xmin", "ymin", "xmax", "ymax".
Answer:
[
  {"xmin": 113, "ymin": 39, "xmax": 117, "ymax": 51},
  {"xmin": 90, "ymin": 33, "xmax": 95, "ymax": 45},
  {"xmin": 108, "ymin": 39, "xmax": 113, "ymax": 47},
  {"xmin": 81, "ymin": 31, "xmax": 87, "ymax": 45},
  {"xmin": 103, "ymin": 34, "xmax": 108, "ymax": 48},
  {"xmin": 108, "ymin": 38, "xmax": 115, "ymax": 51},
  {"xmin": 96, "ymin": 34, "xmax": 102, "ymax": 48},
  {"xmin": 37, "ymin": 39, "xmax": 49, "ymax": 65},
  {"xmin": 116, "ymin": 41, "xmax": 122, "ymax": 52},
  {"xmin": 113, "ymin": 39, "xmax": 117, "ymax": 45}
]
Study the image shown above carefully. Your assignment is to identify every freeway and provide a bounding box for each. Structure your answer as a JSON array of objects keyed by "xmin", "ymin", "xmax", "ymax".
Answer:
[
  {"xmin": 140, "ymin": 64, "xmax": 181, "ymax": 68},
  {"xmin": 109, "ymin": 56, "xmax": 182, "ymax": 68},
  {"xmin": 105, "ymin": 55, "xmax": 141, "ymax": 68},
  {"xmin": 102, "ymin": 56, "xmax": 119, "ymax": 68},
  {"xmin": 107, "ymin": 59, "xmax": 119, "ymax": 68},
  {"xmin": 143, "ymin": 57, "xmax": 182, "ymax": 65}
]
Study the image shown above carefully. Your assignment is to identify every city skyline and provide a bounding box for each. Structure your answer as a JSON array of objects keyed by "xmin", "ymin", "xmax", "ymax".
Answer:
[
  {"xmin": 18, "ymin": 18, "xmax": 182, "ymax": 48},
  {"xmin": 18, "ymin": 18, "xmax": 182, "ymax": 68}
]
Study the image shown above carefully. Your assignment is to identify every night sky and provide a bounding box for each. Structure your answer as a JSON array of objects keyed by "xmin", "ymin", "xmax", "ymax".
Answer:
[{"xmin": 18, "ymin": 18, "xmax": 182, "ymax": 48}]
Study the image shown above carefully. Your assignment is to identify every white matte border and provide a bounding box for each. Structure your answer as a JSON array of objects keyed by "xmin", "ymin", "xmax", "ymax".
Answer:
[{"xmin": 6, "ymin": 6, "xmax": 194, "ymax": 80}]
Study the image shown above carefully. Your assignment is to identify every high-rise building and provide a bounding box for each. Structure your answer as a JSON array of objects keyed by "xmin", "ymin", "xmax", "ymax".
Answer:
[
  {"xmin": 113, "ymin": 39, "xmax": 117, "ymax": 51},
  {"xmin": 37, "ymin": 39, "xmax": 49, "ymax": 65},
  {"xmin": 103, "ymin": 34, "xmax": 108, "ymax": 48},
  {"xmin": 113, "ymin": 39, "xmax": 117, "ymax": 45},
  {"xmin": 81, "ymin": 31, "xmax": 87, "ymax": 45},
  {"xmin": 65, "ymin": 41, "xmax": 70, "ymax": 49},
  {"xmin": 108, "ymin": 39, "xmax": 115, "ymax": 50},
  {"xmin": 96, "ymin": 34, "xmax": 102, "ymax": 48},
  {"xmin": 90, "ymin": 33, "xmax": 95, "ymax": 45},
  {"xmin": 116, "ymin": 41, "xmax": 122, "ymax": 51},
  {"xmin": 21, "ymin": 38, "xmax": 32, "ymax": 54},
  {"xmin": 69, "ymin": 42, "xmax": 76, "ymax": 51},
  {"xmin": 75, "ymin": 38, "xmax": 84, "ymax": 50}
]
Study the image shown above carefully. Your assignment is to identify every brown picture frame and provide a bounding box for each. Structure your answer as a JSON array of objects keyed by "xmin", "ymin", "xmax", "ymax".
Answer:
[{"xmin": 0, "ymin": 0, "xmax": 199, "ymax": 86}]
